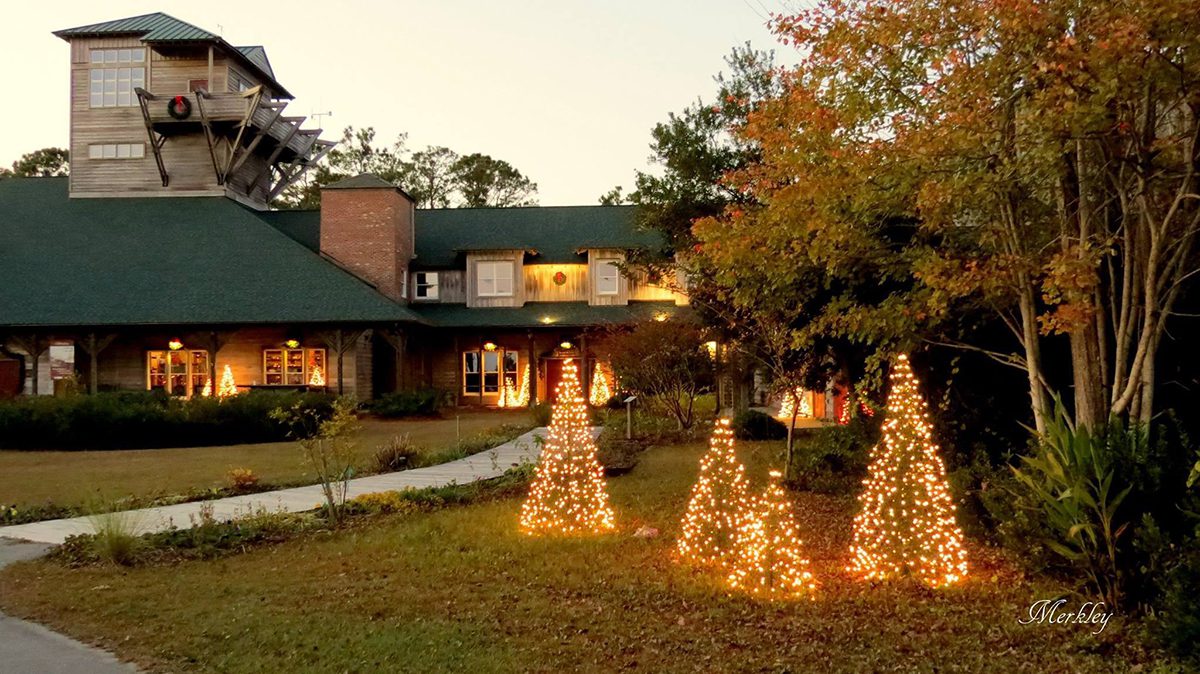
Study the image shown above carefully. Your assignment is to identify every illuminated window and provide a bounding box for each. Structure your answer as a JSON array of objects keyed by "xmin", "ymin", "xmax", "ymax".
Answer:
[
  {"xmin": 263, "ymin": 348, "xmax": 327, "ymax": 386},
  {"xmin": 415, "ymin": 272, "xmax": 439, "ymax": 300},
  {"xmin": 596, "ymin": 259, "xmax": 620, "ymax": 295},
  {"xmin": 89, "ymin": 49, "xmax": 145, "ymax": 107},
  {"xmin": 476, "ymin": 261, "xmax": 514, "ymax": 297},
  {"xmin": 463, "ymin": 348, "xmax": 518, "ymax": 396},
  {"xmin": 146, "ymin": 349, "xmax": 208, "ymax": 397}
]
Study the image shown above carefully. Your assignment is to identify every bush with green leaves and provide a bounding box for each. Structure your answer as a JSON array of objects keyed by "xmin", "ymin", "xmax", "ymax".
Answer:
[
  {"xmin": 272, "ymin": 397, "xmax": 361, "ymax": 526},
  {"xmin": 786, "ymin": 419, "xmax": 875, "ymax": 493},
  {"xmin": 0, "ymin": 390, "xmax": 335, "ymax": 450},
  {"xmin": 732, "ymin": 409, "xmax": 787, "ymax": 441},
  {"xmin": 367, "ymin": 389, "xmax": 446, "ymax": 418}
]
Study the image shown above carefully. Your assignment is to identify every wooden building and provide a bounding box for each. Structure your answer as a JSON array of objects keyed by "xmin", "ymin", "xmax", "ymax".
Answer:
[{"xmin": 0, "ymin": 13, "xmax": 689, "ymax": 405}]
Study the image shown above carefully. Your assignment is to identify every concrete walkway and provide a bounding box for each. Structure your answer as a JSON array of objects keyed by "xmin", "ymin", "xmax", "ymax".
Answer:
[
  {"xmin": 0, "ymin": 426, "xmax": 558, "ymax": 546},
  {"xmin": 0, "ymin": 539, "xmax": 138, "ymax": 673}
]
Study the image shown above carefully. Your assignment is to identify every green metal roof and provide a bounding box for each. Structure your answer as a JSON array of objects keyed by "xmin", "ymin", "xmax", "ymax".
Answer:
[
  {"xmin": 54, "ymin": 13, "xmax": 218, "ymax": 41},
  {"xmin": 54, "ymin": 13, "xmax": 292, "ymax": 99},
  {"xmin": 414, "ymin": 205, "xmax": 665, "ymax": 267},
  {"xmin": 0, "ymin": 178, "xmax": 421, "ymax": 328},
  {"xmin": 264, "ymin": 202, "xmax": 666, "ymax": 267},
  {"xmin": 235, "ymin": 46, "xmax": 274, "ymax": 79},
  {"xmin": 411, "ymin": 301, "xmax": 686, "ymax": 329}
]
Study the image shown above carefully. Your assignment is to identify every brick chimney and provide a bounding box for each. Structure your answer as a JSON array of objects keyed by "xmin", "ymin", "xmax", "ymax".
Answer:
[{"xmin": 319, "ymin": 174, "xmax": 415, "ymax": 303}]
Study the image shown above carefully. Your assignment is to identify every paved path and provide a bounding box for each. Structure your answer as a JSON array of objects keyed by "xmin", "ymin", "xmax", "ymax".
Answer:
[
  {"xmin": 0, "ymin": 426, "xmax": 558, "ymax": 546},
  {"xmin": 0, "ymin": 539, "xmax": 138, "ymax": 673}
]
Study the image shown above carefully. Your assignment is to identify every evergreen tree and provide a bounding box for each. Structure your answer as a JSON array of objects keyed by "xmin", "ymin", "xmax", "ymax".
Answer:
[{"xmin": 676, "ymin": 418, "xmax": 751, "ymax": 566}]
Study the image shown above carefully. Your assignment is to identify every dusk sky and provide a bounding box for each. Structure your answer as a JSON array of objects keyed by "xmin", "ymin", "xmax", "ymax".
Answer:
[{"xmin": 2, "ymin": 1, "xmax": 796, "ymax": 205}]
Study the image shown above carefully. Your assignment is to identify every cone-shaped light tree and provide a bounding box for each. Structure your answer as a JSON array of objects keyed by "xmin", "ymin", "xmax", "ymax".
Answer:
[
  {"xmin": 847, "ymin": 354, "xmax": 968, "ymax": 587},
  {"xmin": 519, "ymin": 359, "xmax": 615, "ymax": 535},
  {"xmin": 676, "ymin": 418, "xmax": 752, "ymax": 566},
  {"xmin": 726, "ymin": 470, "xmax": 817, "ymax": 598},
  {"xmin": 216, "ymin": 364, "xmax": 238, "ymax": 398},
  {"xmin": 588, "ymin": 362, "xmax": 614, "ymax": 406}
]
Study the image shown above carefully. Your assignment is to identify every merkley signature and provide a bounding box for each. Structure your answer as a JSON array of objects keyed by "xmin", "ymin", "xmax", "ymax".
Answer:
[{"xmin": 1018, "ymin": 598, "xmax": 1114, "ymax": 635}]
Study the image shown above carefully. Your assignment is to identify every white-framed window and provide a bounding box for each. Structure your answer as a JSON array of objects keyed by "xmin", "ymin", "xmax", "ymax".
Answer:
[
  {"xmin": 146, "ymin": 350, "xmax": 208, "ymax": 397},
  {"xmin": 463, "ymin": 348, "xmax": 518, "ymax": 395},
  {"xmin": 415, "ymin": 271, "xmax": 439, "ymax": 300},
  {"xmin": 89, "ymin": 48, "xmax": 146, "ymax": 108},
  {"xmin": 88, "ymin": 143, "xmax": 145, "ymax": 160},
  {"xmin": 400, "ymin": 268, "xmax": 408, "ymax": 299},
  {"xmin": 476, "ymin": 261, "xmax": 514, "ymax": 297},
  {"xmin": 596, "ymin": 259, "xmax": 621, "ymax": 295}
]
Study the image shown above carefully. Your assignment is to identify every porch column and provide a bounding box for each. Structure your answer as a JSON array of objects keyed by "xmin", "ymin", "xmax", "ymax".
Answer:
[
  {"xmin": 319, "ymin": 328, "xmax": 364, "ymax": 396},
  {"xmin": 527, "ymin": 330, "xmax": 537, "ymax": 407},
  {"xmin": 11, "ymin": 333, "xmax": 47, "ymax": 396},
  {"xmin": 205, "ymin": 331, "xmax": 230, "ymax": 395},
  {"xmin": 580, "ymin": 333, "xmax": 588, "ymax": 401},
  {"xmin": 378, "ymin": 327, "xmax": 406, "ymax": 394},
  {"xmin": 453, "ymin": 334, "xmax": 461, "ymax": 407},
  {"xmin": 78, "ymin": 332, "xmax": 116, "ymax": 395}
]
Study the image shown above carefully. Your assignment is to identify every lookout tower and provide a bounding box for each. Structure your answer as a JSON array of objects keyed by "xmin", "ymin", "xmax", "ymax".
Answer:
[{"xmin": 55, "ymin": 13, "xmax": 333, "ymax": 209}]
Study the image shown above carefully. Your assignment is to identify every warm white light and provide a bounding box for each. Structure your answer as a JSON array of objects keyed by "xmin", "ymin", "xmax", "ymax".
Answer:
[
  {"xmin": 519, "ymin": 359, "xmax": 616, "ymax": 535},
  {"xmin": 653, "ymin": 312, "xmax": 669, "ymax": 322},
  {"xmin": 308, "ymin": 363, "xmax": 326, "ymax": 387},
  {"xmin": 284, "ymin": 339, "xmax": 300, "ymax": 349},
  {"xmin": 676, "ymin": 418, "xmax": 751, "ymax": 567},
  {"xmin": 588, "ymin": 361, "xmax": 614, "ymax": 406},
  {"xmin": 168, "ymin": 339, "xmax": 183, "ymax": 351},
  {"xmin": 217, "ymin": 365, "xmax": 238, "ymax": 398},
  {"xmin": 726, "ymin": 469, "xmax": 817, "ymax": 598},
  {"xmin": 847, "ymin": 353, "xmax": 968, "ymax": 587},
  {"xmin": 560, "ymin": 341, "xmax": 573, "ymax": 350}
]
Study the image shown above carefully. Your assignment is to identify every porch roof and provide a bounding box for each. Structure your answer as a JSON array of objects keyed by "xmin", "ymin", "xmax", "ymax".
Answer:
[
  {"xmin": 0, "ymin": 178, "xmax": 422, "ymax": 328},
  {"xmin": 411, "ymin": 301, "xmax": 686, "ymax": 328}
]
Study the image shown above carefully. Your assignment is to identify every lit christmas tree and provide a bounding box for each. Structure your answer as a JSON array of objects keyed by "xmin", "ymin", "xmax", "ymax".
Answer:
[
  {"xmin": 200, "ymin": 378, "xmax": 212, "ymax": 397},
  {"xmin": 216, "ymin": 364, "xmax": 238, "ymax": 398},
  {"xmin": 778, "ymin": 387, "xmax": 812, "ymax": 419},
  {"xmin": 308, "ymin": 363, "xmax": 326, "ymax": 387},
  {"xmin": 726, "ymin": 470, "xmax": 817, "ymax": 598},
  {"xmin": 519, "ymin": 359, "xmax": 615, "ymax": 535},
  {"xmin": 847, "ymin": 353, "xmax": 968, "ymax": 587},
  {"xmin": 588, "ymin": 362, "xmax": 614, "ymax": 406},
  {"xmin": 676, "ymin": 418, "xmax": 752, "ymax": 566},
  {"xmin": 499, "ymin": 364, "xmax": 529, "ymax": 408}
]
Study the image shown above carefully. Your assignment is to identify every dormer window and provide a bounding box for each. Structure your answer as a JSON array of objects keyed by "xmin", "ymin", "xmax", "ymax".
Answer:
[
  {"xmin": 476, "ymin": 261, "xmax": 514, "ymax": 297},
  {"xmin": 415, "ymin": 272, "xmax": 439, "ymax": 300},
  {"xmin": 89, "ymin": 48, "xmax": 145, "ymax": 107},
  {"xmin": 596, "ymin": 259, "xmax": 620, "ymax": 295}
]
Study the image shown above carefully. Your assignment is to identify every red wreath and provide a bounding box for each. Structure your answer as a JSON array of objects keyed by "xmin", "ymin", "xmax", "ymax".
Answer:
[
  {"xmin": 167, "ymin": 95, "xmax": 192, "ymax": 120},
  {"xmin": 552, "ymin": 271, "xmax": 567, "ymax": 286}
]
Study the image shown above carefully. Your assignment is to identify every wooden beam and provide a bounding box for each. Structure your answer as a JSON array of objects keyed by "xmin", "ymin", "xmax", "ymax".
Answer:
[
  {"xmin": 318, "ymin": 329, "xmax": 364, "ymax": 396},
  {"xmin": 9, "ymin": 333, "xmax": 47, "ymax": 396},
  {"xmin": 219, "ymin": 88, "xmax": 265, "ymax": 181},
  {"xmin": 77, "ymin": 332, "xmax": 117, "ymax": 395},
  {"xmin": 249, "ymin": 117, "xmax": 304, "ymax": 193},
  {"xmin": 192, "ymin": 89, "xmax": 223, "ymax": 185},
  {"xmin": 267, "ymin": 132, "xmax": 322, "ymax": 200},
  {"xmin": 527, "ymin": 330, "xmax": 537, "ymax": 407},
  {"xmin": 225, "ymin": 100, "xmax": 285, "ymax": 179},
  {"xmin": 377, "ymin": 328, "xmax": 406, "ymax": 393},
  {"xmin": 135, "ymin": 88, "xmax": 169, "ymax": 187}
]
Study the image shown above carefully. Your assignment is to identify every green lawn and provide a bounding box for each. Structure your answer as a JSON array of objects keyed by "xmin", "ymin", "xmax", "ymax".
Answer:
[
  {"xmin": 0, "ymin": 410, "xmax": 532, "ymax": 508},
  {"xmin": 0, "ymin": 439, "xmax": 1172, "ymax": 673}
]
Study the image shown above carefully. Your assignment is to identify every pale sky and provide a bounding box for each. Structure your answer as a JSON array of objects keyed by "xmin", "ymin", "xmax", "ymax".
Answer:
[{"xmin": 1, "ymin": 1, "xmax": 794, "ymax": 205}]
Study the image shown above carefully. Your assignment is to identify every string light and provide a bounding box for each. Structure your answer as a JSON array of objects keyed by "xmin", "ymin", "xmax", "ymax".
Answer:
[
  {"xmin": 778, "ymin": 388, "xmax": 812, "ymax": 419},
  {"xmin": 200, "ymin": 378, "xmax": 212, "ymax": 397},
  {"xmin": 588, "ymin": 362, "xmax": 614, "ymax": 406},
  {"xmin": 726, "ymin": 470, "xmax": 817, "ymax": 598},
  {"xmin": 217, "ymin": 364, "xmax": 238, "ymax": 398},
  {"xmin": 498, "ymin": 365, "xmax": 530, "ymax": 408},
  {"xmin": 676, "ymin": 418, "xmax": 753, "ymax": 567},
  {"xmin": 308, "ymin": 363, "xmax": 326, "ymax": 387},
  {"xmin": 519, "ymin": 359, "xmax": 616, "ymax": 535},
  {"xmin": 847, "ymin": 354, "xmax": 968, "ymax": 587}
]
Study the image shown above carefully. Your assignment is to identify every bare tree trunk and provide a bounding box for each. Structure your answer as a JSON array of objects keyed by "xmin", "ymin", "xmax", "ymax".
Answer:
[{"xmin": 1018, "ymin": 284, "xmax": 1049, "ymax": 434}]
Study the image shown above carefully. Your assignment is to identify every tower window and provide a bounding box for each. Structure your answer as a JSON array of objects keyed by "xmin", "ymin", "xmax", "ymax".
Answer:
[{"xmin": 89, "ymin": 49, "xmax": 146, "ymax": 108}]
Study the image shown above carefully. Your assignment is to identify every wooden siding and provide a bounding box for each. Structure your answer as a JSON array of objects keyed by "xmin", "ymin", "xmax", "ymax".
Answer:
[
  {"xmin": 587, "ymin": 249, "xmax": 628, "ymax": 306},
  {"xmin": 627, "ymin": 268, "xmax": 680, "ymax": 302},
  {"xmin": 525, "ymin": 264, "xmax": 588, "ymax": 302},
  {"xmin": 465, "ymin": 251, "xmax": 525, "ymax": 308}
]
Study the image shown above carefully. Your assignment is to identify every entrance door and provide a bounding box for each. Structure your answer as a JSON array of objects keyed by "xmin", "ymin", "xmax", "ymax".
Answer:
[{"xmin": 543, "ymin": 359, "xmax": 565, "ymax": 403}]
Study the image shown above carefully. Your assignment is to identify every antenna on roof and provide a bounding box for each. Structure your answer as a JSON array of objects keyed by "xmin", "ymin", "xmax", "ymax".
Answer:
[
  {"xmin": 217, "ymin": 24, "xmax": 224, "ymax": 36},
  {"xmin": 312, "ymin": 111, "xmax": 333, "ymax": 128}
]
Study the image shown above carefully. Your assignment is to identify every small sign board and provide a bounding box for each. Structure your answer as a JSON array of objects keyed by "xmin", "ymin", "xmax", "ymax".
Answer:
[{"xmin": 49, "ymin": 342, "xmax": 75, "ymax": 380}]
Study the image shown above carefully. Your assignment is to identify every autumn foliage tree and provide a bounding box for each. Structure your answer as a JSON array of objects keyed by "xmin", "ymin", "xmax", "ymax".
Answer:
[{"xmin": 694, "ymin": 0, "xmax": 1200, "ymax": 431}]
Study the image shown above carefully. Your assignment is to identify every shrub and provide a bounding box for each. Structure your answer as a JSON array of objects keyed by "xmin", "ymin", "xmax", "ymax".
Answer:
[
  {"xmin": 1154, "ymin": 541, "xmax": 1200, "ymax": 662},
  {"xmin": 368, "ymin": 389, "xmax": 445, "ymax": 418},
  {"xmin": 347, "ymin": 491, "xmax": 418, "ymax": 515},
  {"xmin": 732, "ymin": 409, "xmax": 787, "ymax": 441},
  {"xmin": 531, "ymin": 402, "xmax": 552, "ymax": 426},
  {"xmin": 226, "ymin": 468, "xmax": 260, "ymax": 493},
  {"xmin": 87, "ymin": 509, "xmax": 143, "ymax": 565},
  {"xmin": 272, "ymin": 397, "xmax": 360, "ymax": 526},
  {"xmin": 371, "ymin": 435, "xmax": 422, "ymax": 473},
  {"xmin": 787, "ymin": 420, "xmax": 874, "ymax": 493},
  {"xmin": 0, "ymin": 390, "xmax": 336, "ymax": 450}
]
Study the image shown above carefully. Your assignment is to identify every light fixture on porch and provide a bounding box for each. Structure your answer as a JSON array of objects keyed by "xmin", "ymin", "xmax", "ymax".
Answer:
[
  {"xmin": 540, "ymin": 316, "xmax": 555, "ymax": 324},
  {"xmin": 168, "ymin": 338, "xmax": 184, "ymax": 351},
  {"xmin": 653, "ymin": 311, "xmax": 669, "ymax": 322},
  {"xmin": 284, "ymin": 339, "xmax": 300, "ymax": 349},
  {"xmin": 483, "ymin": 341, "xmax": 498, "ymax": 352},
  {"xmin": 560, "ymin": 340, "xmax": 573, "ymax": 350}
]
